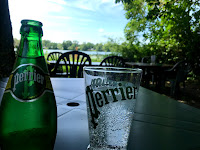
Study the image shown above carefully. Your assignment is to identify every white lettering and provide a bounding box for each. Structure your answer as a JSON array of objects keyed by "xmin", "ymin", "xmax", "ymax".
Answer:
[
  {"xmin": 19, "ymin": 73, "xmax": 23, "ymax": 82},
  {"xmin": 12, "ymin": 69, "xmax": 45, "ymax": 91},
  {"xmin": 13, "ymin": 73, "xmax": 19, "ymax": 92}
]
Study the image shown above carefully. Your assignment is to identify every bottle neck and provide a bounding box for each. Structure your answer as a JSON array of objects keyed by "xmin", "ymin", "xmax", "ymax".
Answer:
[{"xmin": 18, "ymin": 33, "xmax": 44, "ymax": 58}]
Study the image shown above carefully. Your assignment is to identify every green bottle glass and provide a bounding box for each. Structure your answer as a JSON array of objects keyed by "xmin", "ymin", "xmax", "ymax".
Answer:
[{"xmin": 0, "ymin": 20, "xmax": 57, "ymax": 150}]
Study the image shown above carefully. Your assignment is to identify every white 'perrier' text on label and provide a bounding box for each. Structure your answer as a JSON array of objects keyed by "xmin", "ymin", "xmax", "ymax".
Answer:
[
  {"xmin": 86, "ymin": 78, "xmax": 138, "ymax": 129},
  {"xmin": 13, "ymin": 68, "xmax": 44, "ymax": 92},
  {"xmin": 7, "ymin": 64, "xmax": 47, "ymax": 102}
]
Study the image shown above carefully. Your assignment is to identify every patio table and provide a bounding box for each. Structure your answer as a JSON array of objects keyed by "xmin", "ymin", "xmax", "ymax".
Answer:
[
  {"xmin": 51, "ymin": 78, "xmax": 200, "ymax": 150},
  {"xmin": 1, "ymin": 78, "xmax": 200, "ymax": 150},
  {"xmin": 47, "ymin": 60, "xmax": 100, "ymax": 66},
  {"xmin": 125, "ymin": 62, "xmax": 173, "ymax": 68},
  {"xmin": 125, "ymin": 62, "xmax": 173, "ymax": 88}
]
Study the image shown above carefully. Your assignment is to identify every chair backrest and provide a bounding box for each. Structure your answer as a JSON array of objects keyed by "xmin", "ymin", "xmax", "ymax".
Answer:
[
  {"xmin": 47, "ymin": 52, "xmax": 63, "ymax": 74},
  {"xmin": 141, "ymin": 55, "xmax": 157, "ymax": 63},
  {"xmin": 171, "ymin": 60, "xmax": 192, "ymax": 82},
  {"xmin": 100, "ymin": 56, "xmax": 126, "ymax": 67},
  {"xmin": 141, "ymin": 56, "xmax": 151, "ymax": 63},
  {"xmin": 193, "ymin": 57, "xmax": 200, "ymax": 76},
  {"xmin": 47, "ymin": 52, "xmax": 62, "ymax": 61},
  {"xmin": 52, "ymin": 51, "xmax": 91, "ymax": 78},
  {"xmin": 151, "ymin": 55, "xmax": 156, "ymax": 63},
  {"xmin": 176, "ymin": 61, "xmax": 192, "ymax": 82}
]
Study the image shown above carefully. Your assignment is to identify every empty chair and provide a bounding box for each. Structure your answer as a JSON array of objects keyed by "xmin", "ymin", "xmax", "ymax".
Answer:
[
  {"xmin": 47, "ymin": 52, "xmax": 62, "ymax": 73},
  {"xmin": 163, "ymin": 60, "xmax": 192, "ymax": 96},
  {"xmin": 141, "ymin": 55, "xmax": 157, "ymax": 63},
  {"xmin": 141, "ymin": 56, "xmax": 151, "ymax": 63},
  {"xmin": 193, "ymin": 57, "xmax": 200, "ymax": 76},
  {"xmin": 141, "ymin": 55, "xmax": 157, "ymax": 85},
  {"xmin": 100, "ymin": 56, "xmax": 126, "ymax": 67},
  {"xmin": 47, "ymin": 52, "xmax": 62, "ymax": 62},
  {"xmin": 51, "ymin": 51, "xmax": 91, "ymax": 78},
  {"xmin": 151, "ymin": 55, "xmax": 156, "ymax": 63}
]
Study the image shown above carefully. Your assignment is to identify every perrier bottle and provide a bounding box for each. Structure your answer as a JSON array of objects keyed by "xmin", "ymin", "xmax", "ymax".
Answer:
[{"xmin": 0, "ymin": 20, "xmax": 57, "ymax": 150}]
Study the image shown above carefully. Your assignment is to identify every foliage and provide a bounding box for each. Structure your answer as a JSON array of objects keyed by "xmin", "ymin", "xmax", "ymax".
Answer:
[
  {"xmin": 50, "ymin": 42, "xmax": 58, "ymax": 49},
  {"xmin": 42, "ymin": 40, "xmax": 51, "ymax": 49},
  {"xmin": 68, "ymin": 40, "xmax": 79, "ymax": 50},
  {"xmin": 62, "ymin": 40, "xmax": 72, "ymax": 50},
  {"xmin": 116, "ymin": 0, "xmax": 200, "ymax": 74},
  {"xmin": 42, "ymin": 40, "xmax": 62, "ymax": 49},
  {"xmin": 57, "ymin": 43, "xmax": 63, "ymax": 50},
  {"xmin": 14, "ymin": 38, "xmax": 110, "ymax": 52},
  {"xmin": 101, "ymin": 38, "xmax": 120, "ymax": 52},
  {"xmin": 79, "ymin": 42, "xmax": 95, "ymax": 51},
  {"xmin": 95, "ymin": 43, "xmax": 103, "ymax": 51}
]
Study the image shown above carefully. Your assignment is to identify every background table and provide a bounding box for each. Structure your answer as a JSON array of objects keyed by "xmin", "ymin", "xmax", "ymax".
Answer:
[
  {"xmin": 125, "ymin": 62, "xmax": 173, "ymax": 88},
  {"xmin": 125, "ymin": 62, "xmax": 173, "ymax": 68},
  {"xmin": 51, "ymin": 78, "xmax": 200, "ymax": 150},
  {"xmin": 126, "ymin": 62, "xmax": 171, "ymax": 66}
]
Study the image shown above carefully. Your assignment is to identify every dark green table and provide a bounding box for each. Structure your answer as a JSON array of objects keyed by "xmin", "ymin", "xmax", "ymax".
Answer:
[{"xmin": 128, "ymin": 86, "xmax": 200, "ymax": 150}]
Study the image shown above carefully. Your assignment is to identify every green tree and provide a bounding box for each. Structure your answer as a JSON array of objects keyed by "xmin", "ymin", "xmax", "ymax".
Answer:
[
  {"xmin": 102, "ymin": 38, "xmax": 123, "ymax": 53},
  {"xmin": 57, "ymin": 43, "xmax": 63, "ymax": 50},
  {"xmin": 102, "ymin": 38, "xmax": 116, "ymax": 52},
  {"xmin": 68, "ymin": 40, "xmax": 79, "ymax": 50},
  {"xmin": 117, "ymin": 0, "xmax": 200, "ymax": 66},
  {"xmin": 42, "ymin": 40, "xmax": 51, "ymax": 49},
  {"xmin": 86, "ymin": 42, "xmax": 94, "ymax": 50},
  {"xmin": 80, "ymin": 42, "xmax": 94, "ymax": 51},
  {"xmin": 62, "ymin": 40, "xmax": 72, "ymax": 50},
  {"xmin": 80, "ymin": 42, "xmax": 88, "ymax": 51},
  {"xmin": 49, "ymin": 42, "xmax": 58, "ymax": 49},
  {"xmin": 95, "ymin": 43, "xmax": 103, "ymax": 51}
]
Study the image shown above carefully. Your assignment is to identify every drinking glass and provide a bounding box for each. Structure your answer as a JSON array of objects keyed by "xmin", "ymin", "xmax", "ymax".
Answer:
[{"xmin": 84, "ymin": 67, "xmax": 142, "ymax": 150}]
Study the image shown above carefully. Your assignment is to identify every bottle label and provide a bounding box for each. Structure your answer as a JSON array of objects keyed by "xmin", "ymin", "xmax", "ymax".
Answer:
[{"xmin": 5, "ymin": 64, "xmax": 53, "ymax": 102}]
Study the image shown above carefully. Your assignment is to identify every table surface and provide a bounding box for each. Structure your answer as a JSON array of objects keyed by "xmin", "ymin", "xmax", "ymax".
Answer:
[
  {"xmin": 50, "ymin": 78, "xmax": 200, "ymax": 150},
  {"xmin": 48, "ymin": 60, "xmax": 100, "ymax": 66},
  {"xmin": 125, "ymin": 62, "xmax": 173, "ymax": 68},
  {"xmin": 49, "ymin": 61, "xmax": 172, "ymax": 68},
  {"xmin": 1, "ymin": 78, "xmax": 200, "ymax": 150}
]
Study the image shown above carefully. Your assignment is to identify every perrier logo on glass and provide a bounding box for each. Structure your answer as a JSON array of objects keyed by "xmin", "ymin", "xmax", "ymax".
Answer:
[{"xmin": 5, "ymin": 63, "xmax": 53, "ymax": 102}]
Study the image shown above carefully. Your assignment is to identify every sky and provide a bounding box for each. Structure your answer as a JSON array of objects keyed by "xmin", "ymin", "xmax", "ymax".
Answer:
[{"xmin": 8, "ymin": 0, "xmax": 129, "ymax": 44}]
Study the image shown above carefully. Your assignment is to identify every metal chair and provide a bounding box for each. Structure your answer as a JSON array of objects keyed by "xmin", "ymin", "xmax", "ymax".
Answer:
[
  {"xmin": 100, "ymin": 56, "xmax": 126, "ymax": 67},
  {"xmin": 51, "ymin": 51, "xmax": 91, "ymax": 78},
  {"xmin": 47, "ymin": 52, "xmax": 62, "ymax": 73},
  {"xmin": 164, "ymin": 60, "xmax": 192, "ymax": 96}
]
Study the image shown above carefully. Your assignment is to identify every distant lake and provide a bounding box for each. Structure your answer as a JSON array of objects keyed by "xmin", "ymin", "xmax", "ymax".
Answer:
[{"xmin": 43, "ymin": 49, "xmax": 114, "ymax": 55}]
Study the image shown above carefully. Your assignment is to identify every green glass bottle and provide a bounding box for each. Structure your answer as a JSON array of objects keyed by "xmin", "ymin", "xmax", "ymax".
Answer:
[{"xmin": 0, "ymin": 20, "xmax": 57, "ymax": 150}]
